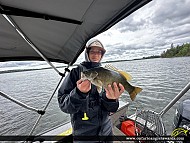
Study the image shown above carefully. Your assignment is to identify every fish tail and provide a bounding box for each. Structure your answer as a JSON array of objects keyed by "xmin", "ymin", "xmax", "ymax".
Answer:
[{"xmin": 129, "ymin": 87, "xmax": 142, "ymax": 101}]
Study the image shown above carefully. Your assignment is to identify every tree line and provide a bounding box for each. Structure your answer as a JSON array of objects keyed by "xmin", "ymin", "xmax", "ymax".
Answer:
[{"xmin": 161, "ymin": 43, "xmax": 190, "ymax": 58}]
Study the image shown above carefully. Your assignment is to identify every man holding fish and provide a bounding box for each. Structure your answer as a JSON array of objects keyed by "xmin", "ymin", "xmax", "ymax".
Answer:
[{"xmin": 58, "ymin": 39, "xmax": 142, "ymax": 143}]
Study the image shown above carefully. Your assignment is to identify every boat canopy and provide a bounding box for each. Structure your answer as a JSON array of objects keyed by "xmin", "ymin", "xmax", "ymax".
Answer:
[{"xmin": 0, "ymin": 0, "xmax": 151, "ymax": 65}]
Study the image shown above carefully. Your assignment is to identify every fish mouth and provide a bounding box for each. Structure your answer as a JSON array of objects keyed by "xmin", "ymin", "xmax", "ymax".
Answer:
[
  {"xmin": 80, "ymin": 71, "xmax": 98, "ymax": 81},
  {"xmin": 81, "ymin": 72, "xmax": 92, "ymax": 81},
  {"xmin": 81, "ymin": 72, "xmax": 87, "ymax": 81}
]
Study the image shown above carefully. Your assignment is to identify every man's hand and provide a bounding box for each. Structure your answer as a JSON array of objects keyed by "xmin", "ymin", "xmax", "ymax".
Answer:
[
  {"xmin": 76, "ymin": 79, "xmax": 91, "ymax": 93},
  {"xmin": 105, "ymin": 82, "xmax": 125, "ymax": 100}
]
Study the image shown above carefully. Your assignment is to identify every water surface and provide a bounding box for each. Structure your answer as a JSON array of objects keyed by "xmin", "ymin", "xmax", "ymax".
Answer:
[{"xmin": 0, "ymin": 57, "xmax": 190, "ymax": 136}]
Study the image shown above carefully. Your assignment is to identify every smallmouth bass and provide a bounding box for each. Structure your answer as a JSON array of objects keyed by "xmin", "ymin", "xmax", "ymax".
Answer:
[{"xmin": 81, "ymin": 65, "xmax": 142, "ymax": 101}]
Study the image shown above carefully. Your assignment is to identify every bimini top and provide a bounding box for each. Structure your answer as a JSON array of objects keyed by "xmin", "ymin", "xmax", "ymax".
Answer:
[{"xmin": 0, "ymin": 0, "xmax": 151, "ymax": 65}]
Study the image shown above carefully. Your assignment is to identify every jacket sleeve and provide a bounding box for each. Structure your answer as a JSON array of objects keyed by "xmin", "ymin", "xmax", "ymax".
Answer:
[
  {"xmin": 57, "ymin": 68, "xmax": 89, "ymax": 114},
  {"xmin": 101, "ymin": 91, "xmax": 119, "ymax": 112}
]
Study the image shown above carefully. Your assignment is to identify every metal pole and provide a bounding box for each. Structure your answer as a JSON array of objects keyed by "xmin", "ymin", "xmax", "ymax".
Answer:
[
  {"xmin": 1, "ymin": 13, "xmax": 60, "ymax": 75},
  {"xmin": 1, "ymin": 6, "xmax": 71, "ymax": 142},
  {"xmin": 28, "ymin": 73, "xmax": 65, "ymax": 137},
  {"xmin": 0, "ymin": 91, "xmax": 40, "ymax": 113},
  {"xmin": 159, "ymin": 82, "xmax": 190, "ymax": 117}
]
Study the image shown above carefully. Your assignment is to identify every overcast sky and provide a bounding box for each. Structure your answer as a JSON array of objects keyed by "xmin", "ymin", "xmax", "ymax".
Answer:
[
  {"xmin": 1, "ymin": 0, "xmax": 190, "ymax": 69},
  {"xmin": 78, "ymin": 0, "xmax": 190, "ymax": 62}
]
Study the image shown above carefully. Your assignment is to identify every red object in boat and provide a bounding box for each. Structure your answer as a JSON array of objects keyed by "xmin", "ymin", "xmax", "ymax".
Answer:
[{"xmin": 121, "ymin": 120, "xmax": 141, "ymax": 136}]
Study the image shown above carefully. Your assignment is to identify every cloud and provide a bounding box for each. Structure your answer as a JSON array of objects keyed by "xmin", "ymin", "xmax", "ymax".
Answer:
[
  {"xmin": 94, "ymin": 0, "xmax": 190, "ymax": 61},
  {"xmin": 151, "ymin": 0, "xmax": 190, "ymax": 26},
  {"xmin": 1, "ymin": 0, "xmax": 189, "ymax": 67}
]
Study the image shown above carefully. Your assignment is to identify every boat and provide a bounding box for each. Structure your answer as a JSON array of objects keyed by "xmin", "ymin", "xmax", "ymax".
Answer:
[
  {"xmin": 35, "ymin": 100, "xmax": 130, "ymax": 143},
  {"xmin": 35, "ymin": 85, "xmax": 190, "ymax": 143},
  {"xmin": 0, "ymin": 0, "xmax": 190, "ymax": 142}
]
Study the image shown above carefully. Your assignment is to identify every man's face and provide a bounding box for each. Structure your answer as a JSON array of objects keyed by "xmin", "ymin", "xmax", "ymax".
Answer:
[{"xmin": 88, "ymin": 47, "xmax": 103, "ymax": 62}]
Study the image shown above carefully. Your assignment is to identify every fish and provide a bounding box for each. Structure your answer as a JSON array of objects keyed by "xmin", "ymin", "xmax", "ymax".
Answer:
[{"xmin": 81, "ymin": 64, "xmax": 142, "ymax": 101}]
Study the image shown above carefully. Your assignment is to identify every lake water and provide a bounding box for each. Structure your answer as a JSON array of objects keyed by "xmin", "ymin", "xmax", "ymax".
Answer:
[{"xmin": 0, "ymin": 57, "xmax": 190, "ymax": 137}]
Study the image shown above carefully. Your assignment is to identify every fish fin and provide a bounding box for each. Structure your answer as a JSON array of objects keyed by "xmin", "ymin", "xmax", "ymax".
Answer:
[
  {"xmin": 97, "ymin": 86, "xmax": 102, "ymax": 93},
  {"xmin": 118, "ymin": 70, "xmax": 132, "ymax": 81},
  {"xmin": 94, "ymin": 79, "xmax": 103, "ymax": 93},
  {"xmin": 129, "ymin": 87, "xmax": 142, "ymax": 101},
  {"xmin": 105, "ymin": 64, "xmax": 132, "ymax": 81}
]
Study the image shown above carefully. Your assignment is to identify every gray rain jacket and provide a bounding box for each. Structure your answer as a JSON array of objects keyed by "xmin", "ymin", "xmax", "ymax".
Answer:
[{"xmin": 58, "ymin": 61, "xmax": 119, "ymax": 141}]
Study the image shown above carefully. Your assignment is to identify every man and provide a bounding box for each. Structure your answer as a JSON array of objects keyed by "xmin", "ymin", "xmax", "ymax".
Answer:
[{"xmin": 58, "ymin": 39, "xmax": 125, "ymax": 143}]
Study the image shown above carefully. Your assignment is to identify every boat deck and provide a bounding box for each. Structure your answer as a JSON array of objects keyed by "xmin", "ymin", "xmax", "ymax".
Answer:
[{"xmin": 111, "ymin": 101, "xmax": 134, "ymax": 143}]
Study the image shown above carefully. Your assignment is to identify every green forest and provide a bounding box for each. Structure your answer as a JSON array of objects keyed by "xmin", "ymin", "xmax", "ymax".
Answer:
[{"xmin": 161, "ymin": 43, "xmax": 190, "ymax": 58}]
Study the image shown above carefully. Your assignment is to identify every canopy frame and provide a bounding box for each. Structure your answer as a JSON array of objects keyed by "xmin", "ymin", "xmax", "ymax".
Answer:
[
  {"xmin": 0, "ymin": 4, "xmax": 82, "ymax": 25},
  {"xmin": 1, "ymin": 10, "xmax": 66, "ymax": 75}
]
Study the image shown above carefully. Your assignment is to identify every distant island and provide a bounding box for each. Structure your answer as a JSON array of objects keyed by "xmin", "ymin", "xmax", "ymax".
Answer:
[
  {"xmin": 142, "ymin": 42, "xmax": 190, "ymax": 59},
  {"xmin": 1, "ymin": 42, "xmax": 189, "ymax": 74},
  {"xmin": 161, "ymin": 42, "xmax": 190, "ymax": 58},
  {"xmin": 103, "ymin": 43, "xmax": 190, "ymax": 63}
]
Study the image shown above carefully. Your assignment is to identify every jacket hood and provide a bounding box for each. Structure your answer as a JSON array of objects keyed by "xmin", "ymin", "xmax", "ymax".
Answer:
[{"xmin": 84, "ymin": 39, "xmax": 106, "ymax": 62}]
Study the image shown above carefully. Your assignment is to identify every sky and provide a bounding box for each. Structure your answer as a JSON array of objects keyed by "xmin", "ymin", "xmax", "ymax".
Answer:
[
  {"xmin": 79, "ymin": 0, "xmax": 190, "ymax": 62},
  {"xmin": 0, "ymin": 0, "xmax": 190, "ymax": 70}
]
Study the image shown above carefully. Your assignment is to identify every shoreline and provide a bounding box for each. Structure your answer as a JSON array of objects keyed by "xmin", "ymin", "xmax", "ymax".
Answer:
[{"xmin": 2, "ymin": 55, "xmax": 190, "ymax": 74}]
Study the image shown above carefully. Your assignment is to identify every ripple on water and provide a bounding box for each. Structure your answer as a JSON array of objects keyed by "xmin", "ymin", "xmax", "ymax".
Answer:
[{"xmin": 0, "ymin": 57, "xmax": 190, "ymax": 136}]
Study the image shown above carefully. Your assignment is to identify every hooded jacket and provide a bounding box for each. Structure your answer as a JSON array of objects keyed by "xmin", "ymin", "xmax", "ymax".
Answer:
[
  {"xmin": 58, "ymin": 62, "xmax": 119, "ymax": 136},
  {"xmin": 58, "ymin": 41, "xmax": 119, "ymax": 141}
]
